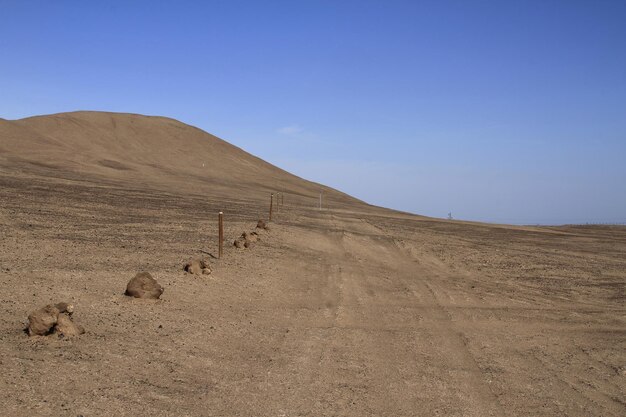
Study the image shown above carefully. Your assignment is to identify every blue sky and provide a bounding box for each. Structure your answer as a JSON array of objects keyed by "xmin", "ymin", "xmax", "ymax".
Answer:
[{"xmin": 1, "ymin": 1, "xmax": 625, "ymax": 224}]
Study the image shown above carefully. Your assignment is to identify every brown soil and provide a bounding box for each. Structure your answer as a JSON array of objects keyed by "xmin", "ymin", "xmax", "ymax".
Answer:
[{"xmin": 0, "ymin": 112, "xmax": 624, "ymax": 416}]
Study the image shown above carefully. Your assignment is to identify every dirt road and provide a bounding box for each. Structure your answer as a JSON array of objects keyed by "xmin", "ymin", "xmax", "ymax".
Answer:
[{"xmin": 1, "ymin": 170, "xmax": 624, "ymax": 416}]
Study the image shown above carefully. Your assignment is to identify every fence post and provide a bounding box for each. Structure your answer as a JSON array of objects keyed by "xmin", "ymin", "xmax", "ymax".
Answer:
[
  {"xmin": 218, "ymin": 211, "xmax": 224, "ymax": 258},
  {"xmin": 269, "ymin": 193, "xmax": 274, "ymax": 222}
]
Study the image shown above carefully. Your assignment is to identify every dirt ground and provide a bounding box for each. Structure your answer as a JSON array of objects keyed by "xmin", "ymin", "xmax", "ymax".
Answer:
[{"xmin": 1, "ymin": 165, "xmax": 624, "ymax": 417}]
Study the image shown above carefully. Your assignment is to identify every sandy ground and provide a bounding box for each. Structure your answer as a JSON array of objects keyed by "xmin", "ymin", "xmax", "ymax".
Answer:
[
  {"xmin": 1, "ymin": 166, "xmax": 624, "ymax": 417},
  {"xmin": 1, "ymin": 111, "xmax": 625, "ymax": 416}
]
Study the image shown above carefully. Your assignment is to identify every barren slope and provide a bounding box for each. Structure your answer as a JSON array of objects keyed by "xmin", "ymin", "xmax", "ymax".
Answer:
[
  {"xmin": 0, "ymin": 112, "xmax": 624, "ymax": 416},
  {"xmin": 1, "ymin": 111, "xmax": 361, "ymax": 208}
]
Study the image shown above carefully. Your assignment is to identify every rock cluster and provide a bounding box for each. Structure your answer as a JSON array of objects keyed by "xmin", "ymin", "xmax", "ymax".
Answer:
[
  {"xmin": 183, "ymin": 259, "xmax": 211, "ymax": 275},
  {"xmin": 27, "ymin": 302, "xmax": 84, "ymax": 337},
  {"xmin": 234, "ymin": 231, "xmax": 259, "ymax": 249}
]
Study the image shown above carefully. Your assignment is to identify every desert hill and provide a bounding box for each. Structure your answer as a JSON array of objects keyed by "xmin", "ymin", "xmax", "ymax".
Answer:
[
  {"xmin": 0, "ymin": 111, "xmax": 624, "ymax": 416},
  {"xmin": 0, "ymin": 111, "xmax": 361, "ymax": 209}
]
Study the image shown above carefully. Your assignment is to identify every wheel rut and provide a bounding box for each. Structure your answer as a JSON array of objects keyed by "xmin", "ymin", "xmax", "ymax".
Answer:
[{"xmin": 301, "ymin": 214, "xmax": 506, "ymax": 416}]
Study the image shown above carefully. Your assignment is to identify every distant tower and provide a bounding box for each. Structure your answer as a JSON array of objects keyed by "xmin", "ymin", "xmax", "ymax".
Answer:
[{"xmin": 447, "ymin": 212, "xmax": 453, "ymax": 220}]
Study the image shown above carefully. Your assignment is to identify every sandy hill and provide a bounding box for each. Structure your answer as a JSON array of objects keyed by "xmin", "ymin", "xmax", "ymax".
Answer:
[
  {"xmin": 1, "ymin": 111, "xmax": 625, "ymax": 417},
  {"xmin": 0, "ymin": 111, "xmax": 361, "ymax": 208}
]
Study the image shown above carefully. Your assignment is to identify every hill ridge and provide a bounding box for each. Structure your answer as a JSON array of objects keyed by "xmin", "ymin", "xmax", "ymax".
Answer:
[{"xmin": 1, "ymin": 111, "xmax": 364, "ymax": 209}]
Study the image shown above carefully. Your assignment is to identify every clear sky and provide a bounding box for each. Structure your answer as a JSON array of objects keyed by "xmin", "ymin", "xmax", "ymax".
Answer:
[{"xmin": 1, "ymin": 1, "xmax": 625, "ymax": 224}]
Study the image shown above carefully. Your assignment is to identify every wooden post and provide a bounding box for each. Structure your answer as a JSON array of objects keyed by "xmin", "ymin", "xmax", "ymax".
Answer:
[
  {"xmin": 269, "ymin": 193, "xmax": 274, "ymax": 221},
  {"xmin": 218, "ymin": 211, "xmax": 223, "ymax": 258}
]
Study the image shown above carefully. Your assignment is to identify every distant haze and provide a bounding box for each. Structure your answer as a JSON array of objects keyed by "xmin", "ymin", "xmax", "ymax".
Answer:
[{"xmin": 1, "ymin": 1, "xmax": 625, "ymax": 225}]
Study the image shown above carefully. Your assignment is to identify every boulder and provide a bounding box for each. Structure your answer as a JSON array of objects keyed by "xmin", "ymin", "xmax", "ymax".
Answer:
[
  {"xmin": 54, "ymin": 313, "xmax": 85, "ymax": 337},
  {"xmin": 125, "ymin": 272, "xmax": 164, "ymax": 299},
  {"xmin": 256, "ymin": 219, "xmax": 269, "ymax": 230},
  {"xmin": 26, "ymin": 302, "xmax": 82, "ymax": 337},
  {"xmin": 27, "ymin": 304, "xmax": 61, "ymax": 336}
]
